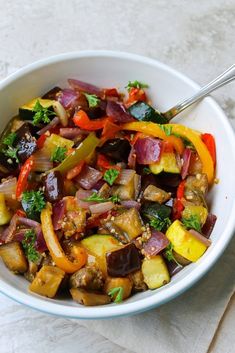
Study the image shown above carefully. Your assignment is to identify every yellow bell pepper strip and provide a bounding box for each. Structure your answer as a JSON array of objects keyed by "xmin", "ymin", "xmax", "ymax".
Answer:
[
  {"xmin": 49, "ymin": 132, "xmax": 100, "ymax": 175},
  {"xmin": 41, "ymin": 203, "xmax": 87, "ymax": 273},
  {"xmin": 122, "ymin": 122, "xmax": 214, "ymax": 184}
]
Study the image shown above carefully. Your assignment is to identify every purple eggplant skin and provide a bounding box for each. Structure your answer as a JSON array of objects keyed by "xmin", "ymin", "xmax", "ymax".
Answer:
[
  {"xmin": 98, "ymin": 138, "xmax": 131, "ymax": 163},
  {"xmin": 43, "ymin": 171, "xmax": 64, "ymax": 203},
  {"xmin": 15, "ymin": 123, "xmax": 38, "ymax": 163},
  {"xmin": 106, "ymin": 243, "xmax": 141, "ymax": 277},
  {"xmin": 42, "ymin": 86, "xmax": 62, "ymax": 100}
]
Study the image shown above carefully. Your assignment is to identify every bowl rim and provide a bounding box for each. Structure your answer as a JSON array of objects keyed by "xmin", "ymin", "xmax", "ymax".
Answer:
[{"xmin": 0, "ymin": 50, "xmax": 235, "ymax": 319}]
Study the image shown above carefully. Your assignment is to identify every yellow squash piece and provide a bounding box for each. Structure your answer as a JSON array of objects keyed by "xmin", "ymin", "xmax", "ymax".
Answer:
[
  {"xmin": 182, "ymin": 205, "xmax": 208, "ymax": 226},
  {"xmin": 142, "ymin": 255, "xmax": 170, "ymax": 289},
  {"xmin": 122, "ymin": 121, "xmax": 214, "ymax": 184},
  {"xmin": 43, "ymin": 133, "xmax": 74, "ymax": 156},
  {"xmin": 0, "ymin": 193, "xmax": 12, "ymax": 225},
  {"xmin": 150, "ymin": 152, "xmax": 180, "ymax": 174},
  {"xmin": 166, "ymin": 220, "xmax": 207, "ymax": 262}
]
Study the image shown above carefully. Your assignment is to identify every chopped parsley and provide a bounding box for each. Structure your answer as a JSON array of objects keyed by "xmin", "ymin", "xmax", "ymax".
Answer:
[
  {"xmin": 159, "ymin": 124, "xmax": 172, "ymax": 136},
  {"xmin": 125, "ymin": 80, "xmax": 149, "ymax": 92},
  {"xmin": 51, "ymin": 146, "xmax": 67, "ymax": 163},
  {"xmin": 182, "ymin": 215, "xmax": 201, "ymax": 232},
  {"xmin": 22, "ymin": 229, "xmax": 40, "ymax": 263},
  {"xmin": 21, "ymin": 190, "xmax": 46, "ymax": 220},
  {"xmin": 150, "ymin": 217, "xmax": 172, "ymax": 232},
  {"xmin": 108, "ymin": 287, "xmax": 124, "ymax": 303},
  {"xmin": 103, "ymin": 168, "xmax": 120, "ymax": 186},
  {"xmin": 84, "ymin": 93, "xmax": 100, "ymax": 108},
  {"xmin": 165, "ymin": 243, "xmax": 180, "ymax": 266},
  {"xmin": 83, "ymin": 192, "xmax": 120, "ymax": 204},
  {"xmin": 32, "ymin": 99, "xmax": 55, "ymax": 126},
  {"xmin": 2, "ymin": 132, "xmax": 19, "ymax": 163},
  {"xmin": 143, "ymin": 167, "xmax": 151, "ymax": 175}
]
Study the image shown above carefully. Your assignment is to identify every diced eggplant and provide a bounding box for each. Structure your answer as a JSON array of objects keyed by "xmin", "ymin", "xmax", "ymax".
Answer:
[
  {"xmin": 19, "ymin": 98, "xmax": 55, "ymax": 120},
  {"xmin": 113, "ymin": 208, "xmax": 143, "ymax": 240},
  {"xmin": 69, "ymin": 266, "xmax": 104, "ymax": 291},
  {"xmin": 106, "ymin": 243, "xmax": 141, "ymax": 277},
  {"xmin": 43, "ymin": 171, "xmax": 64, "ymax": 203},
  {"xmin": 97, "ymin": 182, "xmax": 111, "ymax": 199},
  {"xmin": 130, "ymin": 270, "xmax": 147, "ymax": 292},
  {"xmin": 102, "ymin": 220, "xmax": 129, "ymax": 244},
  {"xmin": 15, "ymin": 123, "xmax": 38, "ymax": 163},
  {"xmin": 24, "ymin": 261, "xmax": 39, "ymax": 282},
  {"xmin": 98, "ymin": 139, "xmax": 131, "ymax": 162},
  {"xmin": 29, "ymin": 265, "xmax": 65, "ymax": 298},
  {"xmin": 62, "ymin": 197, "xmax": 87, "ymax": 236},
  {"xmin": 81, "ymin": 235, "xmax": 120, "ymax": 274},
  {"xmin": 0, "ymin": 241, "xmax": 28, "ymax": 273},
  {"xmin": 165, "ymin": 259, "xmax": 183, "ymax": 277},
  {"xmin": 143, "ymin": 185, "xmax": 171, "ymax": 204},
  {"xmin": 184, "ymin": 174, "xmax": 208, "ymax": 205},
  {"xmin": 42, "ymin": 86, "xmax": 62, "ymax": 100},
  {"xmin": 142, "ymin": 255, "xmax": 170, "ymax": 289},
  {"xmin": 104, "ymin": 276, "xmax": 133, "ymax": 301},
  {"xmin": 70, "ymin": 288, "xmax": 111, "ymax": 306},
  {"xmin": 111, "ymin": 180, "xmax": 135, "ymax": 200},
  {"xmin": 128, "ymin": 101, "xmax": 167, "ymax": 124}
]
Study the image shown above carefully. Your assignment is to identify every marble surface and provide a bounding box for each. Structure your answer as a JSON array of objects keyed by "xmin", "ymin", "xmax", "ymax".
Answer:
[{"xmin": 0, "ymin": 1, "xmax": 235, "ymax": 352}]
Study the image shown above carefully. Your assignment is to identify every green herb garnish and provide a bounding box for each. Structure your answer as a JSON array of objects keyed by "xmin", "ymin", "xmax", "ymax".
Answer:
[
  {"xmin": 125, "ymin": 80, "xmax": 149, "ymax": 92},
  {"xmin": 21, "ymin": 190, "xmax": 46, "ymax": 220},
  {"xmin": 143, "ymin": 167, "xmax": 151, "ymax": 175},
  {"xmin": 51, "ymin": 146, "xmax": 67, "ymax": 163},
  {"xmin": 159, "ymin": 124, "xmax": 172, "ymax": 136},
  {"xmin": 108, "ymin": 287, "xmax": 124, "ymax": 303},
  {"xmin": 84, "ymin": 93, "xmax": 100, "ymax": 108},
  {"xmin": 3, "ymin": 132, "xmax": 17, "ymax": 146},
  {"xmin": 3, "ymin": 147, "xmax": 19, "ymax": 163},
  {"xmin": 150, "ymin": 217, "xmax": 172, "ymax": 232},
  {"xmin": 103, "ymin": 168, "xmax": 120, "ymax": 186},
  {"xmin": 182, "ymin": 215, "xmax": 201, "ymax": 232},
  {"xmin": 22, "ymin": 229, "xmax": 40, "ymax": 263},
  {"xmin": 32, "ymin": 99, "xmax": 56, "ymax": 125},
  {"xmin": 165, "ymin": 243, "xmax": 180, "ymax": 266},
  {"xmin": 83, "ymin": 192, "xmax": 120, "ymax": 204}
]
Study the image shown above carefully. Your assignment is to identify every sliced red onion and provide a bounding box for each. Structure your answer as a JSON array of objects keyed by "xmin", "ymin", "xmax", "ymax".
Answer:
[
  {"xmin": 59, "ymin": 128, "xmax": 89, "ymax": 139},
  {"xmin": 35, "ymin": 229, "xmax": 48, "ymax": 253},
  {"xmin": 134, "ymin": 137, "xmax": 163, "ymax": 164},
  {"xmin": 189, "ymin": 229, "xmax": 212, "ymax": 247},
  {"xmin": 33, "ymin": 151, "xmax": 53, "ymax": 172},
  {"xmin": 52, "ymin": 200, "xmax": 66, "ymax": 231},
  {"xmin": 89, "ymin": 201, "xmax": 114, "ymax": 214},
  {"xmin": 202, "ymin": 214, "xmax": 217, "ymax": 238},
  {"xmin": 1, "ymin": 214, "xmax": 18, "ymax": 243},
  {"xmin": 181, "ymin": 148, "xmax": 192, "ymax": 179},
  {"xmin": 13, "ymin": 229, "xmax": 30, "ymax": 242},
  {"xmin": 76, "ymin": 188, "xmax": 97, "ymax": 209},
  {"xmin": 116, "ymin": 169, "xmax": 135, "ymax": 185},
  {"xmin": 143, "ymin": 230, "xmax": 170, "ymax": 256},
  {"xmin": 120, "ymin": 200, "xmax": 141, "ymax": 210},
  {"xmin": 128, "ymin": 146, "xmax": 136, "ymax": 169},
  {"xmin": 92, "ymin": 179, "xmax": 106, "ymax": 192},
  {"xmin": 134, "ymin": 174, "xmax": 141, "ymax": 200},
  {"xmin": 75, "ymin": 165, "xmax": 103, "ymax": 190},
  {"xmin": 68, "ymin": 79, "xmax": 104, "ymax": 98},
  {"xmin": 106, "ymin": 101, "xmax": 133, "ymax": 123},
  {"xmin": 0, "ymin": 177, "xmax": 17, "ymax": 200},
  {"xmin": 58, "ymin": 89, "xmax": 78, "ymax": 109},
  {"xmin": 37, "ymin": 116, "xmax": 60, "ymax": 135},
  {"xmin": 17, "ymin": 217, "xmax": 40, "ymax": 228}
]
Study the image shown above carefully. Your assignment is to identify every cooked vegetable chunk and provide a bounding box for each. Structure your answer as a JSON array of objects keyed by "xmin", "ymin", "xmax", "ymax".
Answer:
[
  {"xmin": 70, "ymin": 288, "xmax": 111, "ymax": 306},
  {"xmin": 128, "ymin": 101, "xmax": 167, "ymax": 124},
  {"xmin": 15, "ymin": 123, "xmax": 38, "ymax": 163},
  {"xmin": 43, "ymin": 171, "xmax": 64, "ymax": 203},
  {"xmin": 19, "ymin": 98, "xmax": 55, "ymax": 120},
  {"xmin": 0, "ymin": 193, "xmax": 12, "ymax": 225},
  {"xmin": 184, "ymin": 174, "xmax": 208, "ymax": 204},
  {"xmin": 150, "ymin": 152, "xmax": 180, "ymax": 174},
  {"xmin": 143, "ymin": 185, "xmax": 171, "ymax": 204},
  {"xmin": 29, "ymin": 265, "xmax": 65, "ymax": 298},
  {"xmin": 43, "ymin": 133, "xmax": 74, "ymax": 156},
  {"xmin": 104, "ymin": 277, "xmax": 133, "ymax": 301},
  {"xmin": 113, "ymin": 208, "xmax": 143, "ymax": 240},
  {"xmin": 166, "ymin": 220, "xmax": 207, "ymax": 262},
  {"xmin": 142, "ymin": 255, "xmax": 170, "ymax": 289},
  {"xmin": 130, "ymin": 270, "xmax": 147, "ymax": 292},
  {"xmin": 0, "ymin": 241, "xmax": 28, "ymax": 273},
  {"xmin": 182, "ymin": 205, "xmax": 208, "ymax": 227},
  {"xmin": 106, "ymin": 243, "xmax": 141, "ymax": 277},
  {"xmin": 98, "ymin": 138, "xmax": 131, "ymax": 162},
  {"xmin": 69, "ymin": 266, "xmax": 104, "ymax": 291}
]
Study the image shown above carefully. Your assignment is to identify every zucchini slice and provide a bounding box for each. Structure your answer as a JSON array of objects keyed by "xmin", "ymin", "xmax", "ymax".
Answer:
[
  {"xmin": 150, "ymin": 152, "xmax": 180, "ymax": 174},
  {"xmin": 19, "ymin": 98, "xmax": 55, "ymax": 120}
]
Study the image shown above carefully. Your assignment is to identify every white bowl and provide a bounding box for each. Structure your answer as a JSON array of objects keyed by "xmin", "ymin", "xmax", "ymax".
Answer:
[{"xmin": 0, "ymin": 51, "xmax": 235, "ymax": 319}]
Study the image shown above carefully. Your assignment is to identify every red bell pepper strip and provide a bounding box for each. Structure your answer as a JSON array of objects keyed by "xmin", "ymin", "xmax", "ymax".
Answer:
[
  {"xmin": 16, "ymin": 156, "xmax": 34, "ymax": 200},
  {"xmin": 202, "ymin": 133, "xmax": 216, "ymax": 166},
  {"xmin": 96, "ymin": 154, "xmax": 120, "ymax": 172},
  {"xmin": 104, "ymin": 88, "xmax": 120, "ymax": 98},
  {"xmin": 126, "ymin": 87, "xmax": 146, "ymax": 105},
  {"xmin": 173, "ymin": 180, "xmax": 186, "ymax": 220},
  {"xmin": 100, "ymin": 120, "xmax": 121, "ymax": 144},
  {"xmin": 73, "ymin": 110, "xmax": 112, "ymax": 131},
  {"xmin": 37, "ymin": 134, "xmax": 47, "ymax": 149}
]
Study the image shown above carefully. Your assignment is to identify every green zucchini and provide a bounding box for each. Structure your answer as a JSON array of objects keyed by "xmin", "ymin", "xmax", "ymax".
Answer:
[
  {"xmin": 128, "ymin": 102, "xmax": 168, "ymax": 124},
  {"xmin": 19, "ymin": 97, "xmax": 55, "ymax": 120}
]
